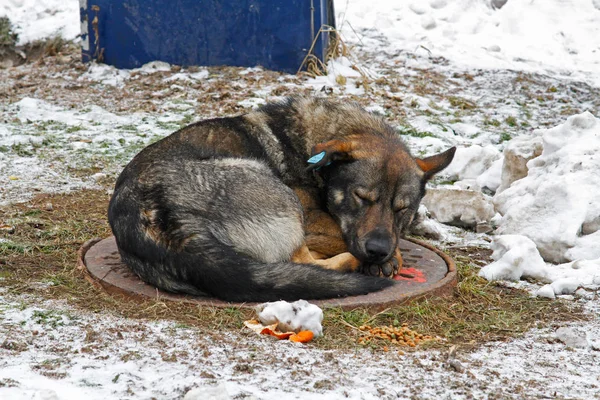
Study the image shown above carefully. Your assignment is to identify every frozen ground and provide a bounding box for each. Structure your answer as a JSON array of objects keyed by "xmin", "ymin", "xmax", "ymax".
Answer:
[
  {"xmin": 1, "ymin": 0, "xmax": 600, "ymax": 399},
  {"xmin": 1, "ymin": 289, "xmax": 599, "ymax": 400}
]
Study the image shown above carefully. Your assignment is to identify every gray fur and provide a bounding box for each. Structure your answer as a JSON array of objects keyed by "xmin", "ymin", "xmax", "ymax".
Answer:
[{"xmin": 108, "ymin": 97, "xmax": 454, "ymax": 302}]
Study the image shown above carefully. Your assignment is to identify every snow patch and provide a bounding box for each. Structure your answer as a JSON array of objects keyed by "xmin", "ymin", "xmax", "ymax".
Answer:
[
  {"xmin": 442, "ymin": 145, "xmax": 501, "ymax": 182},
  {"xmin": 555, "ymin": 327, "xmax": 589, "ymax": 349},
  {"xmin": 338, "ymin": 0, "xmax": 600, "ymax": 86},
  {"xmin": 479, "ymin": 235, "xmax": 548, "ymax": 282},
  {"xmin": 79, "ymin": 63, "xmax": 131, "ymax": 87},
  {"xmin": 0, "ymin": 0, "xmax": 80, "ymax": 45},
  {"xmin": 494, "ymin": 112, "xmax": 600, "ymax": 263},
  {"xmin": 480, "ymin": 236, "xmax": 600, "ymax": 297},
  {"xmin": 136, "ymin": 61, "xmax": 172, "ymax": 74}
]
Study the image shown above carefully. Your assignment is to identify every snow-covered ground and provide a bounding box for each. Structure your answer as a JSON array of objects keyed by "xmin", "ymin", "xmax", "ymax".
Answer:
[
  {"xmin": 339, "ymin": 0, "xmax": 600, "ymax": 86},
  {"xmin": 0, "ymin": 0, "xmax": 79, "ymax": 46},
  {"xmin": 1, "ymin": 0, "xmax": 600, "ymax": 399},
  {"xmin": 1, "ymin": 290, "xmax": 599, "ymax": 400}
]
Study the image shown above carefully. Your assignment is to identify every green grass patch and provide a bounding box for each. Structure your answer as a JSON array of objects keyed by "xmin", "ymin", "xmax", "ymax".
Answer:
[
  {"xmin": 117, "ymin": 124, "xmax": 139, "ymax": 132},
  {"xmin": 30, "ymin": 310, "xmax": 67, "ymax": 328},
  {"xmin": 499, "ymin": 132, "xmax": 512, "ymax": 143},
  {"xmin": 0, "ymin": 16, "xmax": 18, "ymax": 48},
  {"xmin": 35, "ymin": 120, "xmax": 69, "ymax": 132},
  {"xmin": 397, "ymin": 125, "xmax": 437, "ymax": 138},
  {"xmin": 178, "ymin": 114, "xmax": 195, "ymax": 127},
  {"xmin": 434, "ymin": 179, "xmax": 458, "ymax": 186},
  {"xmin": 483, "ymin": 118, "xmax": 501, "ymax": 127},
  {"xmin": 505, "ymin": 116, "xmax": 518, "ymax": 127},
  {"xmin": 0, "ymin": 240, "xmax": 29, "ymax": 255},
  {"xmin": 11, "ymin": 143, "xmax": 34, "ymax": 157},
  {"xmin": 156, "ymin": 120, "xmax": 180, "ymax": 131},
  {"xmin": 65, "ymin": 125, "xmax": 84, "ymax": 133}
]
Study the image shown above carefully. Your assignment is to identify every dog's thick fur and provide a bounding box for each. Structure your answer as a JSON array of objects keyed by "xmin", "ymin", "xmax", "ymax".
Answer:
[{"xmin": 108, "ymin": 97, "xmax": 455, "ymax": 302}]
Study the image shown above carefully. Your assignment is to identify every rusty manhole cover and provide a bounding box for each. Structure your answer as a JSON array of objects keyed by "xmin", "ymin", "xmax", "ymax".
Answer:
[{"xmin": 79, "ymin": 236, "xmax": 456, "ymax": 310}]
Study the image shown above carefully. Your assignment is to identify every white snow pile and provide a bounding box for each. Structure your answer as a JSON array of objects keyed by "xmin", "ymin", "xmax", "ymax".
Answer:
[
  {"xmin": 256, "ymin": 300, "xmax": 324, "ymax": 337},
  {"xmin": 479, "ymin": 236, "xmax": 600, "ymax": 299},
  {"xmin": 480, "ymin": 112, "xmax": 600, "ymax": 298},
  {"xmin": 0, "ymin": 0, "xmax": 80, "ymax": 45},
  {"xmin": 442, "ymin": 145, "xmax": 502, "ymax": 192},
  {"xmin": 494, "ymin": 112, "xmax": 600, "ymax": 263},
  {"xmin": 340, "ymin": 0, "xmax": 600, "ymax": 86}
]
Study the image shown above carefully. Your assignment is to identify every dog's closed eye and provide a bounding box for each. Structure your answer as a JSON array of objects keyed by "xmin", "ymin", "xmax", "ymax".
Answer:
[{"xmin": 353, "ymin": 188, "xmax": 378, "ymax": 204}]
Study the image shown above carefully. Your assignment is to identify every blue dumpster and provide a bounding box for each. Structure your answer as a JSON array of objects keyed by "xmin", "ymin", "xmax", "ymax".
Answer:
[{"xmin": 80, "ymin": 0, "xmax": 335, "ymax": 73}]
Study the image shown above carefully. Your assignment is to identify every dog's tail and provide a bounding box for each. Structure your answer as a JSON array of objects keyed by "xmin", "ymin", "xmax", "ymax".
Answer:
[{"xmin": 118, "ymin": 243, "xmax": 394, "ymax": 303}]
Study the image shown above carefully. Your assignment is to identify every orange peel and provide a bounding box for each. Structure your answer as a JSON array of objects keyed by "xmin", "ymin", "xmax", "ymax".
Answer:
[
  {"xmin": 289, "ymin": 330, "xmax": 314, "ymax": 343},
  {"xmin": 244, "ymin": 319, "xmax": 315, "ymax": 343}
]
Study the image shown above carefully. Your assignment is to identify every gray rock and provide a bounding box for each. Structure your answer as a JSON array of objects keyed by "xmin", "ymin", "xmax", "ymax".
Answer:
[
  {"xmin": 422, "ymin": 187, "xmax": 495, "ymax": 229},
  {"xmin": 448, "ymin": 359, "xmax": 465, "ymax": 373},
  {"xmin": 475, "ymin": 222, "xmax": 493, "ymax": 234}
]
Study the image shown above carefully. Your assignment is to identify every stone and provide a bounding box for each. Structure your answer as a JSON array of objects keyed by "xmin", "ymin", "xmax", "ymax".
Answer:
[
  {"xmin": 475, "ymin": 222, "xmax": 493, "ymax": 234},
  {"xmin": 496, "ymin": 135, "xmax": 543, "ymax": 194},
  {"xmin": 448, "ymin": 359, "xmax": 465, "ymax": 373},
  {"xmin": 422, "ymin": 187, "xmax": 495, "ymax": 229}
]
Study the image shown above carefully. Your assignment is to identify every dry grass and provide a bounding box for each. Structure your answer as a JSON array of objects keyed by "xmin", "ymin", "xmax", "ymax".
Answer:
[{"xmin": 0, "ymin": 190, "xmax": 585, "ymax": 352}]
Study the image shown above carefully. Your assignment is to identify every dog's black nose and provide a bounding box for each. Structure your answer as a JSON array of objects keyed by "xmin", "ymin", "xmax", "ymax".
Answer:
[{"xmin": 364, "ymin": 235, "xmax": 392, "ymax": 262}]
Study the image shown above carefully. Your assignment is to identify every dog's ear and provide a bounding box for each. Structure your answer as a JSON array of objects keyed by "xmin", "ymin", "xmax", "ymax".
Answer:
[
  {"xmin": 416, "ymin": 146, "xmax": 456, "ymax": 181},
  {"xmin": 306, "ymin": 139, "xmax": 358, "ymax": 171}
]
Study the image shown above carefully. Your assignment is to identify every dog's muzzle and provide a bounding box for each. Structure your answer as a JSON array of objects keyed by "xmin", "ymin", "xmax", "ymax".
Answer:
[{"xmin": 363, "ymin": 230, "xmax": 394, "ymax": 263}]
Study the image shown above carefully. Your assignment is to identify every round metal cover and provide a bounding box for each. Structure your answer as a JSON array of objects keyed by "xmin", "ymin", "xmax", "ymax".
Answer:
[{"xmin": 79, "ymin": 236, "xmax": 456, "ymax": 310}]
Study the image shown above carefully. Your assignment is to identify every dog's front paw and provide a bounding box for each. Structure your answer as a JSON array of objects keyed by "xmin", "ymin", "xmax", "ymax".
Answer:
[{"xmin": 359, "ymin": 257, "xmax": 399, "ymax": 278}]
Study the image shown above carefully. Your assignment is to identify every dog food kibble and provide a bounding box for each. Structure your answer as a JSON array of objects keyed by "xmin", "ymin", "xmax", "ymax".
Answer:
[{"xmin": 357, "ymin": 324, "xmax": 436, "ymax": 347}]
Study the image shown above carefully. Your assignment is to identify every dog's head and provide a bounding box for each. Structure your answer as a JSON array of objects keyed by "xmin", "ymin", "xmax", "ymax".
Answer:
[{"xmin": 308, "ymin": 135, "xmax": 455, "ymax": 264}]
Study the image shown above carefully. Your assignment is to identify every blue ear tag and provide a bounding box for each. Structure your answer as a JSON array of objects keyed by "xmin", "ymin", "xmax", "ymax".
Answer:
[
  {"xmin": 307, "ymin": 151, "xmax": 327, "ymax": 165},
  {"xmin": 307, "ymin": 151, "xmax": 331, "ymax": 170}
]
